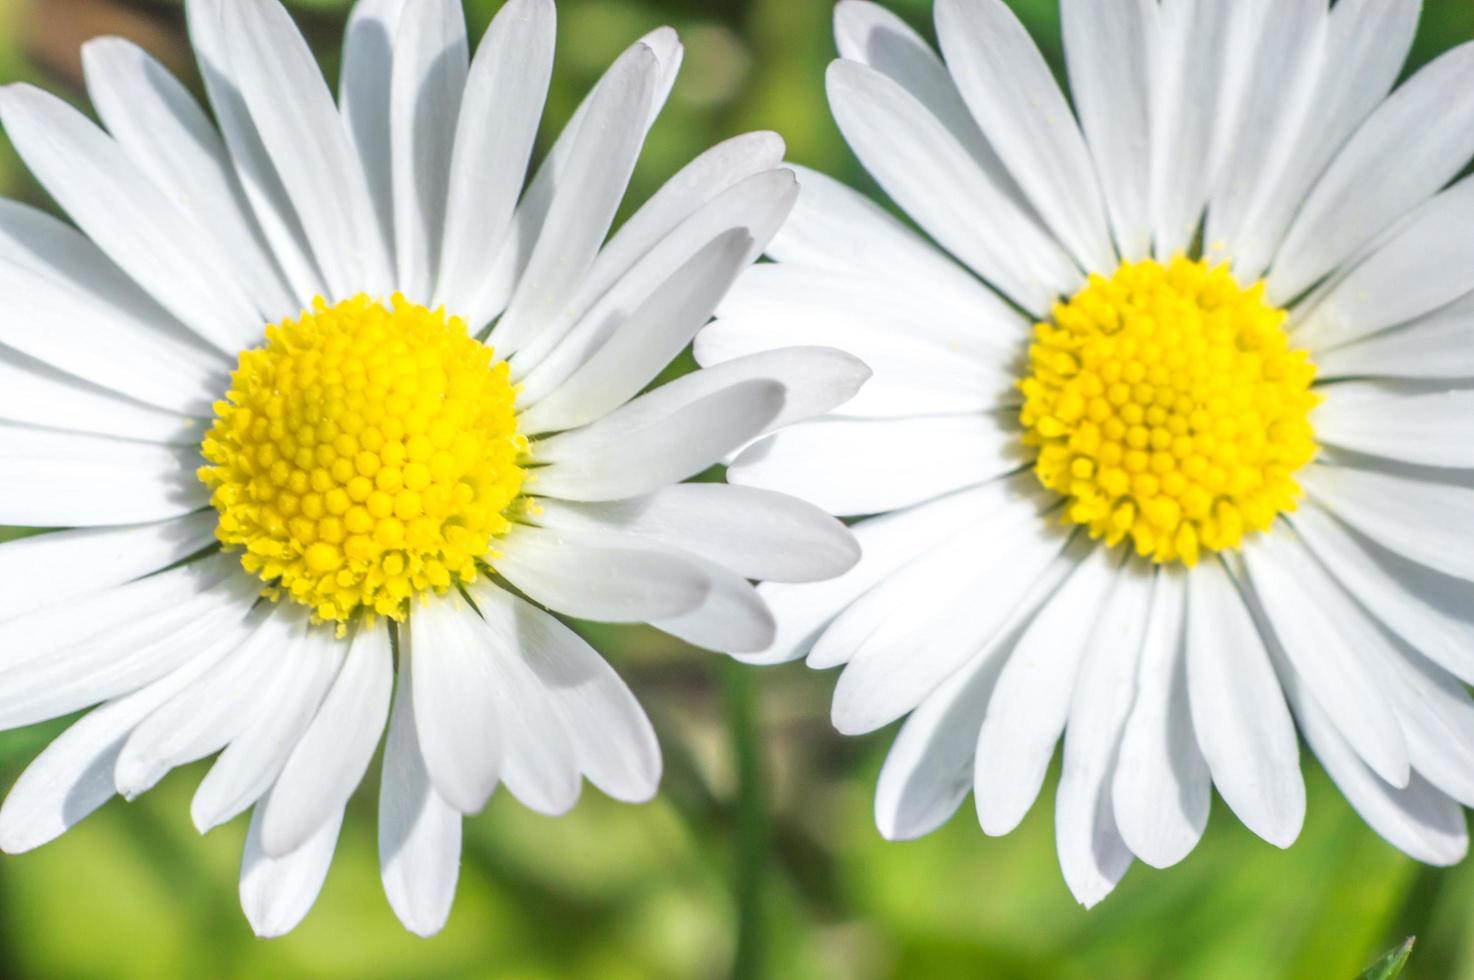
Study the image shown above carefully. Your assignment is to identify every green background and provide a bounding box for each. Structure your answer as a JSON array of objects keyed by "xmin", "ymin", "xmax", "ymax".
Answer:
[{"xmin": 1, "ymin": 0, "xmax": 1473, "ymax": 976}]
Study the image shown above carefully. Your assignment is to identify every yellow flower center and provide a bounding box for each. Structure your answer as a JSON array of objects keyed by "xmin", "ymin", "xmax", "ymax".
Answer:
[
  {"xmin": 200, "ymin": 294, "xmax": 527, "ymax": 627},
  {"xmin": 1019, "ymin": 257, "xmax": 1319, "ymax": 566}
]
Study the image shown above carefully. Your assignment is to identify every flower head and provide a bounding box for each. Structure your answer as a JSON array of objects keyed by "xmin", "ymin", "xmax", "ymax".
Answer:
[
  {"xmin": 703, "ymin": 0, "xmax": 1474, "ymax": 905},
  {"xmin": 0, "ymin": 0, "xmax": 864, "ymax": 936}
]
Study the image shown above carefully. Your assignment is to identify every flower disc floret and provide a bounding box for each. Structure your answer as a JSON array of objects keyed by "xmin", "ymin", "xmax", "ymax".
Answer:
[
  {"xmin": 200, "ymin": 294, "xmax": 527, "ymax": 625},
  {"xmin": 1019, "ymin": 257, "xmax": 1319, "ymax": 565}
]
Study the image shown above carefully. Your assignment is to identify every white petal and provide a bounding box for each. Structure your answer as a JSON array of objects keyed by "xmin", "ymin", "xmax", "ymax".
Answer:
[
  {"xmin": 973, "ymin": 540, "xmax": 1115, "ymax": 836},
  {"xmin": 339, "ymin": 0, "xmax": 407, "ymax": 258},
  {"xmin": 513, "ymin": 137, "xmax": 790, "ymax": 374},
  {"xmin": 1185, "ymin": 559, "xmax": 1304, "ymax": 847},
  {"xmin": 112, "ymin": 602, "xmax": 297, "ymax": 798},
  {"xmin": 406, "ymin": 596, "xmax": 502, "ymax": 814},
  {"xmin": 512, "ymin": 168, "xmax": 795, "ymax": 399},
  {"xmin": 752, "ymin": 482, "xmax": 1013, "ymax": 667},
  {"xmin": 1224, "ymin": 0, "xmax": 1418, "ymax": 283},
  {"xmin": 1297, "ymin": 177, "xmax": 1474, "ymax": 351},
  {"xmin": 0, "ymin": 424, "xmax": 205, "ymax": 528},
  {"xmin": 191, "ymin": 627, "xmax": 346, "ymax": 833},
  {"xmin": 829, "ymin": 490, "xmax": 1067, "ymax": 735},
  {"xmin": 436, "ymin": 0, "xmax": 554, "ymax": 321},
  {"xmin": 875, "ymin": 644, "xmax": 1009, "ymax": 842},
  {"xmin": 1149, "ymin": 0, "xmax": 1257, "ymax": 259},
  {"xmin": 476, "ymin": 29, "xmax": 682, "ymax": 326},
  {"xmin": 825, "ymin": 59, "xmax": 1078, "ymax": 315},
  {"xmin": 1300, "ymin": 463, "xmax": 1474, "ymax": 582},
  {"xmin": 652, "ymin": 557, "xmax": 775, "ymax": 655},
  {"xmin": 530, "ymin": 378, "xmax": 785, "ymax": 502},
  {"xmin": 492, "ymin": 524, "xmax": 708, "ymax": 623},
  {"xmin": 530, "ymin": 484, "xmax": 859, "ymax": 584},
  {"xmin": 1204, "ymin": 0, "xmax": 1327, "ymax": 278},
  {"xmin": 516, "ymin": 229, "xmax": 755, "ymax": 435},
  {"xmin": 1289, "ymin": 502, "xmax": 1474, "ymax": 685},
  {"xmin": 0, "ymin": 639, "xmax": 232, "ymax": 854},
  {"xmin": 489, "ymin": 43, "xmax": 658, "ymax": 355},
  {"xmin": 0, "ymin": 84, "xmax": 261, "ymax": 353},
  {"xmin": 379, "ymin": 651, "xmax": 462, "ymax": 937},
  {"xmin": 934, "ymin": 0, "xmax": 1114, "ymax": 274},
  {"xmin": 1061, "ymin": 0, "xmax": 1155, "ymax": 261},
  {"xmin": 707, "ymin": 261, "xmax": 1023, "ymax": 376},
  {"xmin": 81, "ymin": 37, "xmax": 295, "ymax": 324},
  {"xmin": 389, "ymin": 0, "xmax": 468, "ymax": 300},
  {"xmin": 240, "ymin": 794, "xmax": 342, "ymax": 938},
  {"xmin": 765, "ymin": 164, "xmax": 1003, "ymax": 321},
  {"xmin": 467, "ymin": 582, "xmax": 660, "ymax": 802},
  {"xmin": 1316, "ymin": 291, "xmax": 1474, "ymax": 381},
  {"xmin": 1243, "ymin": 533, "xmax": 1408, "ymax": 786},
  {"xmin": 834, "ymin": 1, "xmax": 1025, "ymax": 214},
  {"xmin": 188, "ymin": 0, "xmax": 324, "ymax": 302},
  {"xmin": 1279, "ymin": 657, "xmax": 1468, "ymax": 866},
  {"xmin": 728, "ymin": 414, "xmax": 1022, "ymax": 517},
  {"xmin": 0, "ymin": 512, "xmax": 217, "ymax": 623},
  {"xmin": 1111, "ymin": 570, "xmax": 1211, "ymax": 869},
  {"xmin": 223, "ymin": 0, "xmax": 392, "ymax": 299},
  {"xmin": 261, "ymin": 623, "xmax": 392, "ymax": 856},
  {"xmin": 1375, "ymin": 640, "xmax": 1474, "ymax": 809},
  {"xmin": 1054, "ymin": 562, "xmax": 1153, "ymax": 907},
  {"xmin": 1314, "ymin": 385, "xmax": 1474, "ymax": 468},
  {"xmin": 0, "ymin": 259, "xmax": 219, "ymax": 417},
  {"xmin": 451, "ymin": 588, "xmax": 580, "ymax": 815},
  {"xmin": 0, "ymin": 345, "xmax": 202, "ymax": 445},
  {"xmin": 1270, "ymin": 43, "xmax": 1474, "ymax": 304},
  {"xmin": 0, "ymin": 560, "xmax": 254, "ymax": 733}
]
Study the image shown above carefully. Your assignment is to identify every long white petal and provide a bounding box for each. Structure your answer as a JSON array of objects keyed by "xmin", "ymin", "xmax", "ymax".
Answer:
[
  {"xmin": 1185, "ymin": 559, "xmax": 1304, "ymax": 847},
  {"xmin": 1243, "ymin": 533, "xmax": 1408, "ymax": 787},
  {"xmin": 1111, "ymin": 570, "xmax": 1210, "ymax": 869},
  {"xmin": 82, "ymin": 38, "xmax": 296, "ymax": 324},
  {"xmin": 1315, "ymin": 292, "xmax": 1474, "ymax": 382},
  {"xmin": 467, "ymin": 582, "xmax": 660, "ymax": 802},
  {"xmin": 530, "ymin": 484, "xmax": 858, "ymax": 584},
  {"xmin": 261, "ymin": 623, "xmax": 392, "ymax": 856},
  {"xmin": 825, "ymin": 59, "xmax": 1078, "ymax": 315},
  {"xmin": 436, "ymin": 0, "xmax": 554, "ymax": 322},
  {"xmin": 379, "ymin": 652, "xmax": 461, "ymax": 937},
  {"xmin": 223, "ymin": 0, "xmax": 393, "ymax": 298},
  {"xmin": 935, "ymin": 0, "xmax": 1114, "ymax": 274},
  {"xmin": 1300, "ymin": 463, "xmax": 1474, "ymax": 582},
  {"xmin": 492, "ymin": 524, "xmax": 708, "ymax": 623},
  {"xmin": 530, "ymin": 379, "xmax": 785, "ymax": 502},
  {"xmin": 406, "ymin": 596, "xmax": 502, "ymax": 814},
  {"xmin": 1289, "ymin": 502, "xmax": 1474, "ymax": 685},
  {"xmin": 339, "ymin": 0, "xmax": 407, "ymax": 258},
  {"xmin": 651, "ymin": 556, "xmax": 776, "ymax": 655},
  {"xmin": 1269, "ymin": 43, "xmax": 1474, "ymax": 304},
  {"xmin": 389, "ymin": 0, "xmax": 467, "ymax": 300},
  {"xmin": 973, "ymin": 541, "xmax": 1115, "ymax": 836},
  {"xmin": 0, "ymin": 512, "xmax": 217, "ymax": 623},
  {"xmin": 1314, "ymin": 385, "xmax": 1474, "ymax": 469},
  {"xmin": 240, "ymin": 793, "xmax": 342, "ymax": 938},
  {"xmin": 728, "ymin": 414, "xmax": 1023, "ymax": 517},
  {"xmin": 489, "ymin": 44, "xmax": 658, "ymax": 354},
  {"xmin": 0, "ymin": 84, "xmax": 261, "ymax": 353}
]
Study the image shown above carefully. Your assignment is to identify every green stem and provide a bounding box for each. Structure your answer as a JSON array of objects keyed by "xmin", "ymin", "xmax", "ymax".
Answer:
[{"xmin": 722, "ymin": 657, "xmax": 768, "ymax": 980}]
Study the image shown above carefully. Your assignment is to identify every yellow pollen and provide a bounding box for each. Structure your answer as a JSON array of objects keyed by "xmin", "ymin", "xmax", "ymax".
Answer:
[
  {"xmin": 199, "ymin": 294, "xmax": 527, "ymax": 627},
  {"xmin": 1018, "ymin": 257, "xmax": 1319, "ymax": 566}
]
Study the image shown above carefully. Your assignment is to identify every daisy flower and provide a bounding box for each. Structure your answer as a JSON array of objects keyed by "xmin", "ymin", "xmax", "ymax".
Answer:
[
  {"xmin": 700, "ymin": 0, "xmax": 1474, "ymax": 905},
  {"xmin": 0, "ymin": 0, "xmax": 864, "ymax": 936}
]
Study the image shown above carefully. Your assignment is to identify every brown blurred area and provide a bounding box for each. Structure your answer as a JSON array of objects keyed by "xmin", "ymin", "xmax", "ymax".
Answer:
[{"xmin": 18, "ymin": 0, "xmax": 191, "ymax": 90}]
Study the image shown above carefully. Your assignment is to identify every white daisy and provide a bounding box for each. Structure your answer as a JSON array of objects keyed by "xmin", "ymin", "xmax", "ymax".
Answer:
[
  {"xmin": 700, "ymin": 0, "xmax": 1474, "ymax": 905},
  {"xmin": 0, "ymin": 0, "xmax": 864, "ymax": 936}
]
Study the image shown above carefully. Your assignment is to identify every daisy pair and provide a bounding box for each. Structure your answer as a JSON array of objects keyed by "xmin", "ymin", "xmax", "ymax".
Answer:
[
  {"xmin": 707, "ymin": 0, "xmax": 1474, "ymax": 905},
  {"xmin": 0, "ymin": 0, "xmax": 862, "ymax": 936}
]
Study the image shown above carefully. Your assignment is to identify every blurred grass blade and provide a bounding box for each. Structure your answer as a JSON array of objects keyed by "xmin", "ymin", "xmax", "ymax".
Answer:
[{"xmin": 1359, "ymin": 937, "xmax": 1415, "ymax": 980}]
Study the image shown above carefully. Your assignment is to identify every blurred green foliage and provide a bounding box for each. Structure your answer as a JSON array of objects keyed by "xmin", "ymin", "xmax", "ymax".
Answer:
[{"xmin": 2, "ymin": 0, "xmax": 1474, "ymax": 977}]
